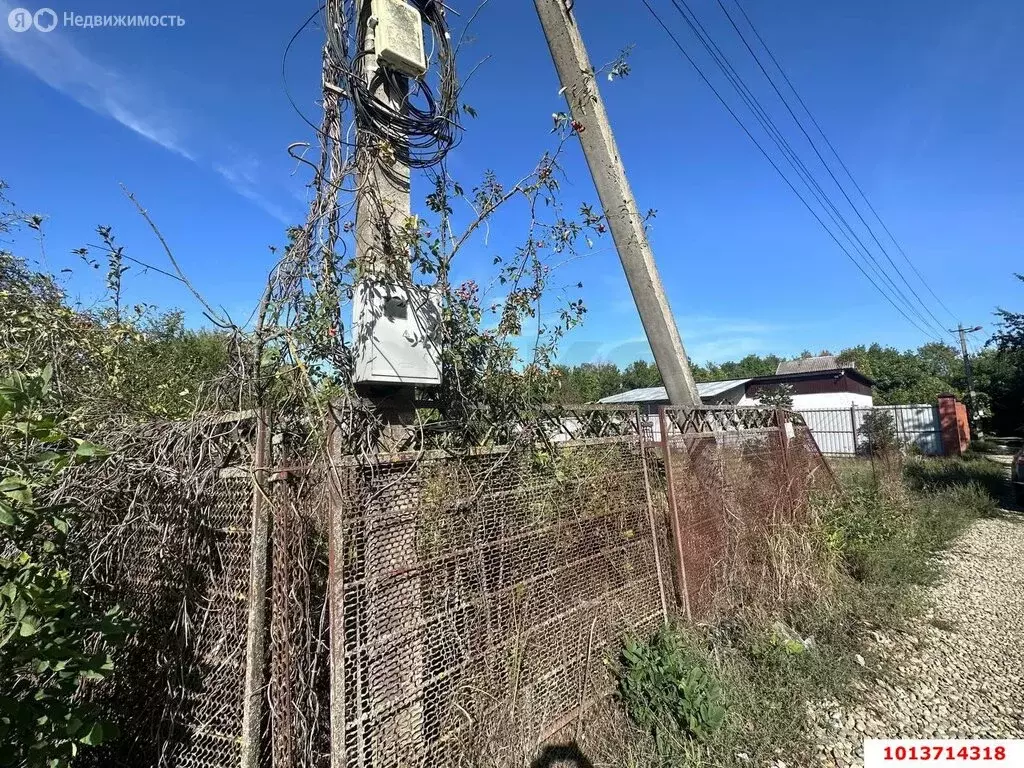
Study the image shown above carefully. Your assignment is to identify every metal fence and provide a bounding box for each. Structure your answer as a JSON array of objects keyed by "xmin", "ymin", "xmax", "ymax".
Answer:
[
  {"xmin": 67, "ymin": 403, "xmax": 838, "ymax": 767},
  {"xmin": 327, "ymin": 411, "xmax": 671, "ymax": 767},
  {"xmin": 659, "ymin": 406, "xmax": 835, "ymax": 617},
  {"xmin": 71, "ymin": 416, "xmax": 261, "ymax": 768},
  {"xmin": 796, "ymin": 404, "xmax": 942, "ymax": 456}
]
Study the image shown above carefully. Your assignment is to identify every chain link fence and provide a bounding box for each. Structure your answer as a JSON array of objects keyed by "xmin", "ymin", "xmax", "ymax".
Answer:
[
  {"xmin": 328, "ymin": 412, "xmax": 671, "ymax": 766},
  {"xmin": 70, "ymin": 416, "xmax": 259, "ymax": 768}
]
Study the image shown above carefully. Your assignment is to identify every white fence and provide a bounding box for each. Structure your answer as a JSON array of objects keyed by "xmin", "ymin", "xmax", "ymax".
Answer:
[{"xmin": 796, "ymin": 404, "xmax": 943, "ymax": 456}]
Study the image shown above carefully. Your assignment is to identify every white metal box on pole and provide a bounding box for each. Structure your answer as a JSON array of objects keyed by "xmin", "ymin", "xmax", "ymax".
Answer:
[{"xmin": 352, "ymin": 279, "xmax": 442, "ymax": 386}]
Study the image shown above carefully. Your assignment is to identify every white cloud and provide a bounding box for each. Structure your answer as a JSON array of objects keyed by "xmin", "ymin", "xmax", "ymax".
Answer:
[
  {"xmin": 561, "ymin": 315, "xmax": 795, "ymax": 366},
  {"xmin": 0, "ymin": 7, "xmax": 193, "ymax": 158},
  {"xmin": 215, "ymin": 161, "xmax": 292, "ymax": 225},
  {"xmin": 0, "ymin": 7, "xmax": 293, "ymax": 222},
  {"xmin": 686, "ymin": 336, "xmax": 772, "ymax": 363}
]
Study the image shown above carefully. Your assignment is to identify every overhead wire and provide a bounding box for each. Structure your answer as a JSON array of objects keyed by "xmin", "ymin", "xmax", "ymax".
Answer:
[
  {"xmin": 342, "ymin": 0, "xmax": 462, "ymax": 170},
  {"xmin": 662, "ymin": 0, "xmax": 946, "ymax": 341},
  {"xmin": 666, "ymin": 0, "xmax": 949, "ymax": 341},
  {"xmin": 728, "ymin": 0, "xmax": 961, "ymax": 325},
  {"xmin": 716, "ymin": 0, "xmax": 955, "ymax": 333},
  {"xmin": 282, "ymin": 4, "xmax": 330, "ymax": 137},
  {"xmin": 638, "ymin": 0, "xmax": 945, "ymax": 342}
]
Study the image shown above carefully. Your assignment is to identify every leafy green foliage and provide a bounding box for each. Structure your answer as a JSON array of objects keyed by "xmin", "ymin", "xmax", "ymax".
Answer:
[
  {"xmin": 696, "ymin": 353, "xmax": 783, "ymax": 382},
  {"xmin": 541, "ymin": 342, "xmax": 972, "ymax": 406},
  {"xmin": 824, "ymin": 458, "xmax": 999, "ymax": 588},
  {"xmin": 0, "ymin": 247, "xmax": 229, "ymax": 423},
  {"xmin": 991, "ymin": 274, "xmax": 1024, "ymax": 352},
  {"xmin": 903, "ymin": 455, "xmax": 1008, "ymax": 501},
  {"xmin": 983, "ymin": 274, "xmax": 1024, "ymax": 435},
  {"xmin": 839, "ymin": 342, "xmax": 963, "ymax": 405},
  {"xmin": 606, "ymin": 459, "xmax": 1003, "ymax": 768},
  {"xmin": 618, "ymin": 627, "xmax": 726, "ymax": 752},
  {"xmin": 0, "ymin": 368, "xmax": 132, "ymax": 766}
]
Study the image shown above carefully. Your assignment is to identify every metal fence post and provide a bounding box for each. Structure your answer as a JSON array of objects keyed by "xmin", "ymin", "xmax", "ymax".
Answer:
[
  {"xmin": 849, "ymin": 404, "xmax": 858, "ymax": 456},
  {"xmin": 659, "ymin": 407, "xmax": 691, "ymax": 621},
  {"xmin": 775, "ymin": 409, "xmax": 793, "ymax": 521},
  {"xmin": 241, "ymin": 410, "xmax": 271, "ymax": 768},
  {"xmin": 638, "ymin": 409, "xmax": 670, "ymax": 625},
  {"xmin": 324, "ymin": 412, "xmax": 348, "ymax": 768}
]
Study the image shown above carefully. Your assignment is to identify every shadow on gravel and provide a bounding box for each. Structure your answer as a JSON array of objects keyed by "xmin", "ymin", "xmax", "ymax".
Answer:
[{"xmin": 978, "ymin": 456, "xmax": 1024, "ymax": 523}]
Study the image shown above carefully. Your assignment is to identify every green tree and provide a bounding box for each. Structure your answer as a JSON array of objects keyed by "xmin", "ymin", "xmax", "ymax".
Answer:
[
  {"xmin": 992, "ymin": 274, "xmax": 1024, "ymax": 351},
  {"xmin": 621, "ymin": 360, "xmax": 662, "ymax": 390},
  {"xmin": 0, "ymin": 249, "xmax": 230, "ymax": 423},
  {"xmin": 838, "ymin": 343, "xmax": 959, "ymax": 405},
  {"xmin": 983, "ymin": 274, "xmax": 1024, "ymax": 434},
  {"xmin": 695, "ymin": 354, "xmax": 781, "ymax": 382},
  {"xmin": 756, "ymin": 384, "xmax": 794, "ymax": 409}
]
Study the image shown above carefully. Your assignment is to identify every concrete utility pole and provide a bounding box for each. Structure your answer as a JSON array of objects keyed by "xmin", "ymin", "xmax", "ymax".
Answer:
[
  {"xmin": 326, "ymin": 4, "xmax": 423, "ymax": 768},
  {"xmin": 951, "ymin": 324, "xmax": 983, "ymax": 438},
  {"xmin": 354, "ymin": 0, "xmax": 417, "ymax": 440},
  {"xmin": 534, "ymin": 0, "xmax": 701, "ymax": 406}
]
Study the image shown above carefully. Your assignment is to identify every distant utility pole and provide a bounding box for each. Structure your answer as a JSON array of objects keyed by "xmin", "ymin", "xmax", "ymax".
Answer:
[
  {"xmin": 533, "ymin": 0, "xmax": 701, "ymax": 406},
  {"xmin": 951, "ymin": 324, "xmax": 983, "ymax": 438}
]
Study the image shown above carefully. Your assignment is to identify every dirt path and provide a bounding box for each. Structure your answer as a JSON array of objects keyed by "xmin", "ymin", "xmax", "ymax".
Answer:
[{"xmin": 812, "ymin": 506, "xmax": 1024, "ymax": 766}]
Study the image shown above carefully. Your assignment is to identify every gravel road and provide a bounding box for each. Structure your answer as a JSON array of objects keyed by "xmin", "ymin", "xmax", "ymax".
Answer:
[{"xmin": 810, "ymin": 506, "xmax": 1024, "ymax": 766}]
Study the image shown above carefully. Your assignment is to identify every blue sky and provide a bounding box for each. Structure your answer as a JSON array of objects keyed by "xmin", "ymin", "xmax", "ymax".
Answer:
[{"xmin": 1, "ymin": 0, "xmax": 1021, "ymax": 367}]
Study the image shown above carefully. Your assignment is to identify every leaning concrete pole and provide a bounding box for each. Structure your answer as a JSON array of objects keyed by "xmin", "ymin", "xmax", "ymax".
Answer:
[{"xmin": 534, "ymin": 0, "xmax": 701, "ymax": 405}]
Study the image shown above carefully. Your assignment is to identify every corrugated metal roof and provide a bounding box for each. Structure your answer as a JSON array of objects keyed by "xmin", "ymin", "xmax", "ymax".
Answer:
[
  {"xmin": 775, "ymin": 355, "xmax": 851, "ymax": 375},
  {"xmin": 698, "ymin": 378, "xmax": 751, "ymax": 397},
  {"xmin": 598, "ymin": 378, "xmax": 750, "ymax": 404},
  {"xmin": 599, "ymin": 386, "xmax": 667, "ymax": 404}
]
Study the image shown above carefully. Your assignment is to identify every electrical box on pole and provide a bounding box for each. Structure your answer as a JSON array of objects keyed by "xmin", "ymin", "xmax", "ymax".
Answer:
[
  {"xmin": 370, "ymin": 0, "xmax": 427, "ymax": 77},
  {"xmin": 352, "ymin": 280, "xmax": 442, "ymax": 386}
]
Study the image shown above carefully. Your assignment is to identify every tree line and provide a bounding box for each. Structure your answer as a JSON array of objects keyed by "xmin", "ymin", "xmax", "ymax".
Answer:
[{"xmin": 546, "ymin": 311, "xmax": 1024, "ymax": 437}]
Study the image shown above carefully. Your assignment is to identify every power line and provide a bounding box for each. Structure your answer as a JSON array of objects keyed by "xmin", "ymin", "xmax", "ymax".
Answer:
[
  {"xmin": 714, "ymin": 0, "xmax": 951, "ymax": 337},
  {"xmin": 638, "ymin": 0, "xmax": 944, "ymax": 342},
  {"xmin": 643, "ymin": 0, "xmax": 945, "ymax": 341},
  {"xmin": 661, "ymin": 0, "xmax": 948, "ymax": 341},
  {"xmin": 726, "ymin": 0, "xmax": 960, "ymax": 325}
]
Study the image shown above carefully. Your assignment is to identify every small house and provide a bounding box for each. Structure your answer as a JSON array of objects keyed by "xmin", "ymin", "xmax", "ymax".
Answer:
[{"xmin": 599, "ymin": 355, "xmax": 874, "ymax": 413}]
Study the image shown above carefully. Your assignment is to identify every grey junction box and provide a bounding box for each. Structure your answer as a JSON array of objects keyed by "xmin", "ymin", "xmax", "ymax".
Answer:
[
  {"xmin": 371, "ymin": 0, "xmax": 427, "ymax": 78},
  {"xmin": 352, "ymin": 279, "xmax": 442, "ymax": 386}
]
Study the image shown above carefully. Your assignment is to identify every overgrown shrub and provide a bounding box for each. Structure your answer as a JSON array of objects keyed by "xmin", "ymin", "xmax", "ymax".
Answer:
[
  {"xmin": 602, "ymin": 457, "xmax": 1006, "ymax": 768},
  {"xmin": 903, "ymin": 455, "xmax": 1007, "ymax": 501},
  {"xmin": 0, "ymin": 368, "xmax": 131, "ymax": 766},
  {"xmin": 857, "ymin": 410, "xmax": 901, "ymax": 457},
  {"xmin": 823, "ymin": 459, "xmax": 998, "ymax": 592}
]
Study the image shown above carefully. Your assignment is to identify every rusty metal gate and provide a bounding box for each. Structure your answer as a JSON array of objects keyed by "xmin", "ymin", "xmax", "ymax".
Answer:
[{"xmin": 658, "ymin": 406, "xmax": 835, "ymax": 618}]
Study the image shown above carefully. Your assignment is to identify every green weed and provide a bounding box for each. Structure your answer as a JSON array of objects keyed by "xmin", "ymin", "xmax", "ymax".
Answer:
[
  {"xmin": 599, "ymin": 456, "xmax": 1006, "ymax": 768},
  {"xmin": 617, "ymin": 627, "xmax": 727, "ymax": 757}
]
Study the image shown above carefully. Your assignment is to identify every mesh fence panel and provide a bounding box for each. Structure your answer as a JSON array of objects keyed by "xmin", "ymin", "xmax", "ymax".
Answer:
[
  {"xmin": 332, "ymin": 430, "xmax": 670, "ymax": 766},
  {"xmin": 62, "ymin": 404, "xmax": 837, "ymax": 766},
  {"xmin": 268, "ymin": 471, "xmax": 332, "ymax": 768},
  {"xmin": 661, "ymin": 407, "xmax": 835, "ymax": 618},
  {"xmin": 74, "ymin": 469, "xmax": 254, "ymax": 768}
]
